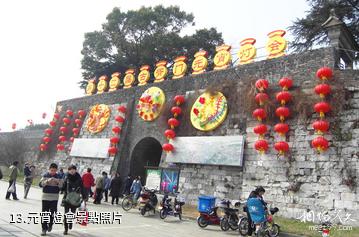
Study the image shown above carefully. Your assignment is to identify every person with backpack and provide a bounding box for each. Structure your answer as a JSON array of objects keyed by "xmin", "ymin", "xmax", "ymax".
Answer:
[
  {"xmin": 5, "ymin": 161, "xmax": 19, "ymax": 200},
  {"xmin": 61, "ymin": 165, "xmax": 86, "ymax": 235},
  {"xmin": 39, "ymin": 163, "xmax": 63, "ymax": 236}
]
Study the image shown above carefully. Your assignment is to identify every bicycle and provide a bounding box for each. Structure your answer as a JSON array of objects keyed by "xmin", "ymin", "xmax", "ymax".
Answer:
[{"xmin": 121, "ymin": 193, "xmax": 137, "ymax": 211}]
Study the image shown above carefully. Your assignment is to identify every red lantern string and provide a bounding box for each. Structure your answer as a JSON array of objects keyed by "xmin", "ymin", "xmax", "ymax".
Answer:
[
  {"xmin": 274, "ymin": 77, "xmax": 293, "ymax": 156},
  {"xmin": 162, "ymin": 95, "xmax": 185, "ymax": 153},
  {"xmin": 312, "ymin": 67, "xmax": 333, "ymax": 153},
  {"xmin": 253, "ymin": 79, "xmax": 269, "ymax": 154},
  {"xmin": 108, "ymin": 105, "xmax": 127, "ymax": 157}
]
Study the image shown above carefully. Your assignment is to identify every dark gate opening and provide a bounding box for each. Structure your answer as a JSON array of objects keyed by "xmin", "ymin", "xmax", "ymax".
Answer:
[{"xmin": 130, "ymin": 137, "xmax": 162, "ymax": 185}]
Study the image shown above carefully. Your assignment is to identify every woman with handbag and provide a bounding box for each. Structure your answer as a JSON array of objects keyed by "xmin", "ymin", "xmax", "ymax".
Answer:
[{"xmin": 62, "ymin": 165, "xmax": 86, "ymax": 235}]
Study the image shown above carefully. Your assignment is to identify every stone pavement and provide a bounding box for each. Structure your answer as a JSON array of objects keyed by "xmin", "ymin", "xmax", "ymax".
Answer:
[{"xmin": 0, "ymin": 181, "xmax": 303, "ymax": 237}]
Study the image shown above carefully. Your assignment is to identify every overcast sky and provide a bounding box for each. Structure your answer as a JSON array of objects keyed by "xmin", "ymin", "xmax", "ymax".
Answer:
[{"xmin": 0, "ymin": 0, "xmax": 309, "ymax": 132}]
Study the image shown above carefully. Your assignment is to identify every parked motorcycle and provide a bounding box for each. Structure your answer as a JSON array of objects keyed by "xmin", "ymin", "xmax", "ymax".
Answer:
[
  {"xmin": 159, "ymin": 192, "xmax": 185, "ymax": 220},
  {"xmin": 220, "ymin": 200, "xmax": 241, "ymax": 231},
  {"xmin": 197, "ymin": 199, "xmax": 229, "ymax": 228},
  {"xmin": 138, "ymin": 188, "xmax": 158, "ymax": 216}
]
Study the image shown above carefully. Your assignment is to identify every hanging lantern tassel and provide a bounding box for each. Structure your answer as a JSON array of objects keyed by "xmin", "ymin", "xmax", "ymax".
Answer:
[
  {"xmin": 253, "ymin": 124, "xmax": 267, "ymax": 139},
  {"xmin": 108, "ymin": 147, "xmax": 118, "ymax": 156},
  {"xmin": 162, "ymin": 143, "xmax": 174, "ymax": 153},
  {"xmin": 316, "ymin": 67, "xmax": 333, "ymax": 81},
  {"xmin": 168, "ymin": 118, "xmax": 180, "ymax": 129},
  {"xmin": 171, "ymin": 106, "xmax": 182, "ymax": 118},
  {"xmin": 312, "ymin": 120, "xmax": 329, "ymax": 135},
  {"xmin": 252, "ymin": 108, "xmax": 267, "ymax": 122},
  {"xmin": 278, "ymin": 77, "xmax": 293, "ymax": 91},
  {"xmin": 255, "ymin": 93, "xmax": 269, "ymax": 106},
  {"xmin": 312, "ymin": 136, "xmax": 329, "ymax": 154},
  {"xmin": 314, "ymin": 102, "xmax": 330, "ymax": 118},
  {"xmin": 255, "ymin": 79, "xmax": 269, "ymax": 92},
  {"xmin": 254, "ymin": 140, "xmax": 269, "ymax": 154},
  {"xmin": 174, "ymin": 95, "xmax": 185, "ymax": 106},
  {"xmin": 275, "ymin": 107, "xmax": 290, "ymax": 122},
  {"xmin": 164, "ymin": 129, "xmax": 176, "ymax": 140},
  {"xmin": 274, "ymin": 141, "xmax": 289, "ymax": 156},
  {"xmin": 276, "ymin": 91, "xmax": 292, "ymax": 105}
]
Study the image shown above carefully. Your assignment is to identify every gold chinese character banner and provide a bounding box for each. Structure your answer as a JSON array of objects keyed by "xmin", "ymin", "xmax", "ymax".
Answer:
[
  {"xmin": 97, "ymin": 75, "xmax": 108, "ymax": 94},
  {"xmin": 137, "ymin": 87, "xmax": 166, "ymax": 121},
  {"xmin": 192, "ymin": 50, "xmax": 208, "ymax": 75},
  {"xmin": 154, "ymin": 60, "xmax": 168, "ymax": 83},
  {"xmin": 266, "ymin": 30, "xmax": 287, "ymax": 59},
  {"xmin": 123, "ymin": 69, "xmax": 135, "ymax": 89},
  {"xmin": 86, "ymin": 104, "xmax": 111, "ymax": 133},
  {"xmin": 86, "ymin": 79, "xmax": 96, "ymax": 95},
  {"xmin": 213, "ymin": 44, "xmax": 232, "ymax": 70},
  {"xmin": 238, "ymin": 38, "xmax": 257, "ymax": 64},
  {"xmin": 172, "ymin": 56, "xmax": 187, "ymax": 79},
  {"xmin": 190, "ymin": 91, "xmax": 228, "ymax": 131},
  {"xmin": 109, "ymin": 72, "xmax": 121, "ymax": 92},
  {"xmin": 138, "ymin": 65, "xmax": 151, "ymax": 86}
]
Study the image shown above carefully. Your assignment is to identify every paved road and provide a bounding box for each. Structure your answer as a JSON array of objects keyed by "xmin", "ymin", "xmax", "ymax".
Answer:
[{"xmin": 0, "ymin": 181, "xmax": 300, "ymax": 237}]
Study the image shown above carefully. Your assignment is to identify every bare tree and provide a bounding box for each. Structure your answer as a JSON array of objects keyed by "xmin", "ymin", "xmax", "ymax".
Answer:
[{"xmin": 0, "ymin": 132, "xmax": 27, "ymax": 167}]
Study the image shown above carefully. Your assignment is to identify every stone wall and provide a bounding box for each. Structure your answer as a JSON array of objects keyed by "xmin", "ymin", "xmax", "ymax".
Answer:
[{"xmin": 25, "ymin": 47, "xmax": 359, "ymax": 225}]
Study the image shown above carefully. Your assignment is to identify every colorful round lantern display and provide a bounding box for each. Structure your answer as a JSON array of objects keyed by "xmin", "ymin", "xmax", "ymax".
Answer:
[
  {"xmin": 85, "ymin": 104, "xmax": 111, "ymax": 133},
  {"xmin": 137, "ymin": 87, "xmax": 165, "ymax": 121},
  {"xmin": 190, "ymin": 92, "xmax": 228, "ymax": 131}
]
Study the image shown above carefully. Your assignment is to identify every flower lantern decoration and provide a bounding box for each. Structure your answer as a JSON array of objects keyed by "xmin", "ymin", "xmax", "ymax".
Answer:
[
  {"xmin": 253, "ymin": 79, "xmax": 270, "ymax": 154},
  {"xmin": 59, "ymin": 126, "xmax": 67, "ymax": 134},
  {"xmin": 42, "ymin": 137, "xmax": 52, "ymax": 144},
  {"xmin": 53, "ymin": 113, "xmax": 60, "ymax": 121},
  {"xmin": 311, "ymin": 67, "xmax": 333, "ymax": 153},
  {"xmin": 49, "ymin": 120, "xmax": 56, "ymax": 127},
  {"xmin": 162, "ymin": 95, "xmax": 185, "ymax": 154},
  {"xmin": 58, "ymin": 135, "xmax": 66, "ymax": 143},
  {"xmin": 63, "ymin": 117, "xmax": 71, "ymax": 126},
  {"xmin": 45, "ymin": 128, "xmax": 53, "ymax": 136},
  {"xmin": 108, "ymin": 147, "xmax": 118, "ymax": 156},
  {"xmin": 274, "ymin": 77, "xmax": 293, "ymax": 156},
  {"xmin": 72, "ymin": 128, "xmax": 79, "ymax": 136},
  {"xmin": 78, "ymin": 110, "xmax": 86, "ymax": 119},
  {"xmin": 74, "ymin": 119, "xmax": 82, "ymax": 127},
  {"xmin": 110, "ymin": 137, "xmax": 120, "ymax": 145},
  {"xmin": 112, "ymin": 126, "xmax": 121, "ymax": 134}
]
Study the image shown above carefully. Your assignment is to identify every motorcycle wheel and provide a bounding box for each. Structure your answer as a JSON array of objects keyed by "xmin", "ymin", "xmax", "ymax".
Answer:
[
  {"xmin": 159, "ymin": 209, "xmax": 167, "ymax": 219},
  {"xmin": 220, "ymin": 218, "xmax": 230, "ymax": 231},
  {"xmin": 267, "ymin": 224, "xmax": 280, "ymax": 237},
  {"xmin": 122, "ymin": 197, "xmax": 133, "ymax": 211},
  {"xmin": 140, "ymin": 208, "xmax": 146, "ymax": 216},
  {"xmin": 197, "ymin": 216, "xmax": 208, "ymax": 228},
  {"xmin": 238, "ymin": 217, "xmax": 249, "ymax": 236}
]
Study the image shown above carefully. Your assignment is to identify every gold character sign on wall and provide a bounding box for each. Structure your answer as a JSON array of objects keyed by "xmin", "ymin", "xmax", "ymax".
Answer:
[
  {"xmin": 238, "ymin": 38, "xmax": 257, "ymax": 64},
  {"xmin": 172, "ymin": 56, "xmax": 187, "ymax": 79},
  {"xmin": 86, "ymin": 104, "xmax": 111, "ymax": 133},
  {"xmin": 266, "ymin": 30, "xmax": 287, "ymax": 59},
  {"xmin": 213, "ymin": 45, "xmax": 232, "ymax": 70},
  {"xmin": 192, "ymin": 50, "xmax": 208, "ymax": 75},
  {"xmin": 97, "ymin": 75, "xmax": 108, "ymax": 94},
  {"xmin": 86, "ymin": 79, "xmax": 96, "ymax": 95},
  {"xmin": 123, "ymin": 69, "xmax": 135, "ymax": 89},
  {"xmin": 109, "ymin": 72, "xmax": 121, "ymax": 92},
  {"xmin": 154, "ymin": 60, "xmax": 168, "ymax": 83},
  {"xmin": 138, "ymin": 65, "xmax": 151, "ymax": 86}
]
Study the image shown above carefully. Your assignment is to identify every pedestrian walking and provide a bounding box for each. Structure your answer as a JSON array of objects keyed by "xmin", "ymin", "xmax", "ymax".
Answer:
[
  {"xmin": 57, "ymin": 168, "xmax": 66, "ymax": 194},
  {"xmin": 104, "ymin": 172, "xmax": 111, "ymax": 202},
  {"xmin": 61, "ymin": 165, "xmax": 86, "ymax": 235},
  {"xmin": 123, "ymin": 174, "xmax": 132, "ymax": 196},
  {"xmin": 93, "ymin": 172, "xmax": 106, "ymax": 204},
  {"xmin": 130, "ymin": 176, "xmax": 142, "ymax": 202},
  {"xmin": 5, "ymin": 161, "xmax": 19, "ymax": 200},
  {"xmin": 110, "ymin": 172, "xmax": 122, "ymax": 205},
  {"xmin": 82, "ymin": 168, "xmax": 95, "ymax": 200},
  {"xmin": 24, "ymin": 164, "xmax": 35, "ymax": 199},
  {"xmin": 39, "ymin": 163, "xmax": 63, "ymax": 236}
]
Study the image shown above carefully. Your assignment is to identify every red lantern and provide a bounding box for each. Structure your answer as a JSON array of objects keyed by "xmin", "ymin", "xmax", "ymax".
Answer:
[
  {"xmin": 171, "ymin": 106, "xmax": 182, "ymax": 117},
  {"xmin": 253, "ymin": 124, "xmax": 267, "ymax": 137},
  {"xmin": 110, "ymin": 137, "xmax": 120, "ymax": 145},
  {"xmin": 108, "ymin": 147, "xmax": 118, "ymax": 156},
  {"xmin": 275, "ymin": 107, "xmax": 290, "ymax": 122},
  {"xmin": 312, "ymin": 136, "xmax": 329, "ymax": 153},
  {"xmin": 254, "ymin": 140, "xmax": 269, "ymax": 154},
  {"xmin": 274, "ymin": 123, "xmax": 290, "ymax": 136},
  {"xmin": 276, "ymin": 91, "xmax": 292, "ymax": 105},
  {"xmin": 49, "ymin": 121, "xmax": 56, "ymax": 127},
  {"xmin": 118, "ymin": 106, "xmax": 127, "ymax": 114},
  {"xmin": 56, "ymin": 144, "xmax": 65, "ymax": 151},
  {"xmin": 72, "ymin": 128, "xmax": 79, "ymax": 136},
  {"xmin": 314, "ymin": 102, "xmax": 330, "ymax": 118},
  {"xmin": 252, "ymin": 109, "xmax": 267, "ymax": 121},
  {"xmin": 164, "ymin": 129, "xmax": 176, "ymax": 140},
  {"xmin": 63, "ymin": 117, "xmax": 71, "ymax": 126},
  {"xmin": 278, "ymin": 77, "xmax": 293, "ymax": 90},
  {"xmin": 274, "ymin": 141, "xmax": 289, "ymax": 155},
  {"xmin": 115, "ymin": 116, "xmax": 125, "ymax": 123},
  {"xmin": 162, "ymin": 143, "xmax": 174, "ymax": 153},
  {"xmin": 40, "ymin": 143, "xmax": 48, "ymax": 151},
  {"xmin": 42, "ymin": 112, "xmax": 47, "ymax": 119},
  {"xmin": 53, "ymin": 113, "xmax": 60, "ymax": 121},
  {"xmin": 45, "ymin": 128, "xmax": 53, "ymax": 136},
  {"xmin": 174, "ymin": 95, "xmax": 185, "ymax": 105},
  {"xmin": 66, "ymin": 110, "xmax": 74, "ymax": 117},
  {"xmin": 112, "ymin": 126, "xmax": 121, "ymax": 134},
  {"xmin": 314, "ymin": 84, "xmax": 331, "ymax": 98},
  {"xmin": 59, "ymin": 135, "xmax": 66, "ymax": 143},
  {"xmin": 75, "ymin": 119, "xmax": 82, "ymax": 127},
  {"xmin": 316, "ymin": 67, "xmax": 333, "ymax": 80},
  {"xmin": 255, "ymin": 79, "xmax": 269, "ymax": 92},
  {"xmin": 69, "ymin": 137, "xmax": 75, "ymax": 143},
  {"xmin": 42, "ymin": 137, "xmax": 52, "ymax": 144},
  {"xmin": 11, "ymin": 123, "xmax": 16, "ymax": 130},
  {"xmin": 255, "ymin": 93, "xmax": 269, "ymax": 106},
  {"xmin": 59, "ymin": 126, "xmax": 67, "ymax": 134},
  {"xmin": 312, "ymin": 120, "xmax": 329, "ymax": 134},
  {"xmin": 78, "ymin": 110, "xmax": 86, "ymax": 118},
  {"xmin": 168, "ymin": 118, "xmax": 180, "ymax": 129}
]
